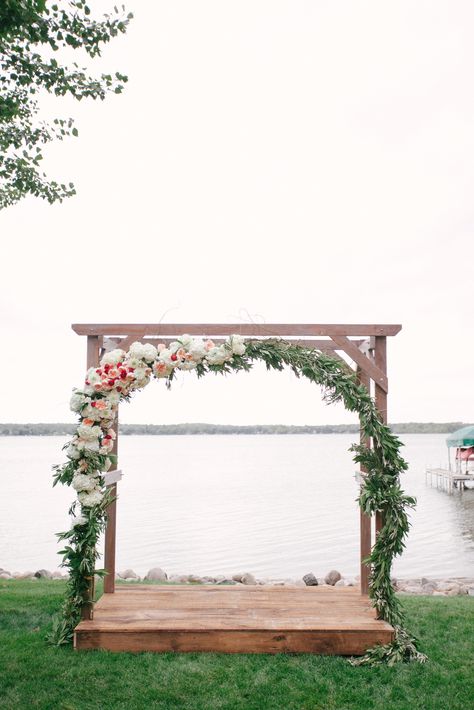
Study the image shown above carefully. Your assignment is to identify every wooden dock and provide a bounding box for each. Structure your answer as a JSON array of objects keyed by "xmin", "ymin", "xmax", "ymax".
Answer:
[
  {"xmin": 74, "ymin": 585, "xmax": 394, "ymax": 655},
  {"xmin": 425, "ymin": 467, "xmax": 474, "ymax": 494}
]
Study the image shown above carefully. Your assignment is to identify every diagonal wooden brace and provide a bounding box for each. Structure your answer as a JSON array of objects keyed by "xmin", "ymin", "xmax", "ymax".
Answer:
[{"xmin": 330, "ymin": 335, "xmax": 388, "ymax": 392}]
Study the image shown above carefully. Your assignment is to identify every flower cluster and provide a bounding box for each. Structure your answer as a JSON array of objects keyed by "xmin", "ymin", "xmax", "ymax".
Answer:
[{"xmin": 65, "ymin": 334, "xmax": 246, "ymax": 511}]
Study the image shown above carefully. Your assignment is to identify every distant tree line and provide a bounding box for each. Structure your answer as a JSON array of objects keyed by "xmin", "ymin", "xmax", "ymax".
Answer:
[{"xmin": 0, "ymin": 422, "xmax": 469, "ymax": 436}]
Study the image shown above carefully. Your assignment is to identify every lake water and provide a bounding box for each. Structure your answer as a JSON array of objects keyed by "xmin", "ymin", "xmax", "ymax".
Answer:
[{"xmin": 1, "ymin": 434, "xmax": 473, "ymax": 579}]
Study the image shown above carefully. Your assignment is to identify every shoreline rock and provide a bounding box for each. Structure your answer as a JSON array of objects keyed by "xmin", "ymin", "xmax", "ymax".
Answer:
[{"xmin": 1, "ymin": 566, "xmax": 473, "ymax": 596}]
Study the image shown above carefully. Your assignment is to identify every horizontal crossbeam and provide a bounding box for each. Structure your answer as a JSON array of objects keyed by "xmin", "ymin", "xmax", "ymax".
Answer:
[
  {"xmin": 72, "ymin": 324, "xmax": 401, "ymax": 337},
  {"xmin": 102, "ymin": 336, "xmax": 366, "ymax": 352}
]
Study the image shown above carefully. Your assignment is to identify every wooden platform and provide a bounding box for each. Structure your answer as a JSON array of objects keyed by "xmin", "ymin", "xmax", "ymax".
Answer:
[{"xmin": 74, "ymin": 585, "xmax": 394, "ymax": 655}]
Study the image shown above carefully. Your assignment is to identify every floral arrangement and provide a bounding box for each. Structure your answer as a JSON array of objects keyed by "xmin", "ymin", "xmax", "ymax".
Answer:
[
  {"xmin": 62, "ymin": 334, "xmax": 246, "ymax": 517},
  {"xmin": 50, "ymin": 335, "xmax": 425, "ymax": 666}
]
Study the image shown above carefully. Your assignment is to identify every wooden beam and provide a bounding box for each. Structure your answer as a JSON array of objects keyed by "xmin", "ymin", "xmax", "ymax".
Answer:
[
  {"xmin": 330, "ymin": 336, "xmax": 388, "ymax": 393},
  {"xmin": 104, "ymin": 419, "xmax": 118, "ymax": 594},
  {"xmin": 81, "ymin": 336, "xmax": 100, "ymax": 620},
  {"xmin": 72, "ymin": 323, "xmax": 402, "ymax": 337},
  {"xmin": 102, "ymin": 336, "xmax": 366, "ymax": 353},
  {"xmin": 357, "ymin": 367, "xmax": 372, "ymax": 596},
  {"xmin": 374, "ymin": 336, "xmax": 388, "ymax": 537}
]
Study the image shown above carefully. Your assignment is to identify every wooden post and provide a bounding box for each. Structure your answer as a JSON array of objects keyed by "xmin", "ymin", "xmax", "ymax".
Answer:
[
  {"xmin": 374, "ymin": 336, "xmax": 387, "ymax": 536},
  {"xmin": 104, "ymin": 421, "xmax": 118, "ymax": 594},
  {"xmin": 357, "ymin": 366, "xmax": 372, "ymax": 596},
  {"xmin": 82, "ymin": 336, "xmax": 100, "ymax": 620}
]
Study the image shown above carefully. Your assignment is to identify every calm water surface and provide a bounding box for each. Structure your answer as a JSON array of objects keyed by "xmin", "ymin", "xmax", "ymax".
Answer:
[{"xmin": 1, "ymin": 434, "xmax": 473, "ymax": 578}]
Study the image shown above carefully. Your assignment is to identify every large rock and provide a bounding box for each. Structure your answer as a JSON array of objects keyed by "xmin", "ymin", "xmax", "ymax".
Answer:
[
  {"xmin": 437, "ymin": 581, "xmax": 460, "ymax": 593},
  {"xmin": 169, "ymin": 574, "xmax": 188, "ymax": 584},
  {"xmin": 118, "ymin": 568, "xmax": 138, "ymax": 580},
  {"xmin": 188, "ymin": 574, "xmax": 204, "ymax": 584},
  {"xmin": 232, "ymin": 573, "xmax": 244, "ymax": 583},
  {"xmin": 34, "ymin": 569, "xmax": 52, "ymax": 579},
  {"xmin": 241, "ymin": 573, "xmax": 257, "ymax": 585},
  {"xmin": 303, "ymin": 573, "xmax": 318, "ymax": 586},
  {"xmin": 400, "ymin": 585, "xmax": 423, "ymax": 595},
  {"xmin": 145, "ymin": 567, "xmax": 167, "ymax": 582},
  {"xmin": 324, "ymin": 570, "xmax": 342, "ymax": 586},
  {"xmin": 0, "ymin": 572, "xmax": 12, "ymax": 580}
]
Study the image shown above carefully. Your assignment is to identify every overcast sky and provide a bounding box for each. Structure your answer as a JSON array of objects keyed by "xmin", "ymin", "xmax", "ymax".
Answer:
[{"xmin": 1, "ymin": 0, "xmax": 473, "ymax": 426}]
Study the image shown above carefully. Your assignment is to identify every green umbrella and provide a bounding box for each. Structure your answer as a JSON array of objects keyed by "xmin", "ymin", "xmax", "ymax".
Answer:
[{"xmin": 446, "ymin": 425, "xmax": 474, "ymax": 448}]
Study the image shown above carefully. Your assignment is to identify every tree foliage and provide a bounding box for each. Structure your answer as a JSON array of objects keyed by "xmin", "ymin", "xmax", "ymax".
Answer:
[{"xmin": 0, "ymin": 0, "xmax": 132, "ymax": 209}]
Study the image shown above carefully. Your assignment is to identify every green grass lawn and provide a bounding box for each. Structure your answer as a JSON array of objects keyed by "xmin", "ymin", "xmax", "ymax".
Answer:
[{"xmin": 0, "ymin": 580, "xmax": 473, "ymax": 710}]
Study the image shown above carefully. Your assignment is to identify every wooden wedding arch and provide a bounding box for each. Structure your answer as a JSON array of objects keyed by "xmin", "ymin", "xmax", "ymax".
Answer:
[{"xmin": 72, "ymin": 322, "xmax": 400, "ymax": 654}]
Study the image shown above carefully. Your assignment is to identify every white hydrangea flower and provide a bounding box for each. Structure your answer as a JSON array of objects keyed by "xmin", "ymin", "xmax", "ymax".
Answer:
[
  {"xmin": 85, "ymin": 368, "xmax": 101, "ymax": 385},
  {"xmin": 188, "ymin": 338, "xmax": 207, "ymax": 360},
  {"xmin": 70, "ymin": 391, "xmax": 89, "ymax": 413},
  {"xmin": 142, "ymin": 343, "xmax": 158, "ymax": 362},
  {"xmin": 206, "ymin": 345, "xmax": 229, "ymax": 365},
  {"xmin": 77, "ymin": 423, "xmax": 101, "ymax": 441},
  {"xmin": 79, "ymin": 405, "xmax": 101, "ymax": 422},
  {"xmin": 78, "ymin": 488, "xmax": 104, "ymax": 507},
  {"xmin": 230, "ymin": 334, "xmax": 246, "ymax": 356},
  {"xmin": 100, "ymin": 349, "xmax": 125, "ymax": 366},
  {"xmin": 107, "ymin": 391, "xmax": 121, "ymax": 405},
  {"xmin": 177, "ymin": 334, "xmax": 193, "ymax": 348},
  {"xmin": 77, "ymin": 439, "xmax": 100, "ymax": 454},
  {"xmin": 71, "ymin": 514, "xmax": 88, "ymax": 527},
  {"xmin": 66, "ymin": 443, "xmax": 81, "ymax": 460},
  {"xmin": 128, "ymin": 342, "xmax": 147, "ymax": 359},
  {"xmin": 72, "ymin": 473, "xmax": 97, "ymax": 492}
]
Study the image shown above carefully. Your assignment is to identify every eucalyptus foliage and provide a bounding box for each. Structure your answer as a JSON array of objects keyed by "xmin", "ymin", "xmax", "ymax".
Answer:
[
  {"xmin": 0, "ymin": 0, "xmax": 132, "ymax": 209},
  {"xmin": 50, "ymin": 338, "xmax": 426, "ymax": 664}
]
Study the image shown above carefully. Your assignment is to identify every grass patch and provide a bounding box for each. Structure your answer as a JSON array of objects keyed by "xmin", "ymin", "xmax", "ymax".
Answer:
[{"xmin": 0, "ymin": 580, "xmax": 473, "ymax": 710}]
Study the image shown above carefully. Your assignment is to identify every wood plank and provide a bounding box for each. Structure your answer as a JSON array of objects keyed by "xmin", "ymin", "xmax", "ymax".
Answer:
[
  {"xmin": 103, "ymin": 415, "xmax": 119, "ymax": 594},
  {"xmin": 81, "ymin": 336, "xmax": 101, "ymax": 621},
  {"xmin": 374, "ymin": 335, "xmax": 388, "ymax": 537},
  {"xmin": 72, "ymin": 324, "xmax": 402, "ymax": 337},
  {"xmin": 102, "ymin": 336, "xmax": 366, "ymax": 352},
  {"xmin": 75, "ymin": 628, "xmax": 393, "ymax": 654},
  {"xmin": 357, "ymin": 366, "xmax": 372, "ymax": 596}
]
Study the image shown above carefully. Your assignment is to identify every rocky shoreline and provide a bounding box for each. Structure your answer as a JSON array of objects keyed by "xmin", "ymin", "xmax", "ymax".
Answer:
[{"xmin": 1, "ymin": 566, "xmax": 474, "ymax": 596}]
